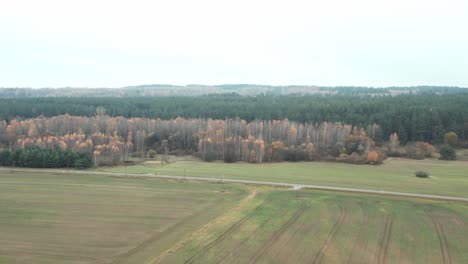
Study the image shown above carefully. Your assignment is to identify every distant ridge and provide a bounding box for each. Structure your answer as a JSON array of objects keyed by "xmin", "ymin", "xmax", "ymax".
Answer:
[{"xmin": 0, "ymin": 85, "xmax": 466, "ymax": 98}]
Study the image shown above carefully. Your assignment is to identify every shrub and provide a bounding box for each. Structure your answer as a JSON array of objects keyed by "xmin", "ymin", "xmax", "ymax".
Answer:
[
  {"xmin": 416, "ymin": 142, "xmax": 436, "ymax": 158},
  {"xmin": 367, "ymin": 151, "xmax": 379, "ymax": 164},
  {"xmin": 415, "ymin": 171, "xmax": 429, "ymax": 178},
  {"xmin": 443, "ymin": 131, "xmax": 458, "ymax": 147},
  {"xmin": 405, "ymin": 143, "xmax": 424, "ymax": 160},
  {"xmin": 74, "ymin": 156, "xmax": 92, "ymax": 169},
  {"xmin": 336, "ymin": 152, "xmax": 367, "ymax": 164},
  {"xmin": 439, "ymin": 145, "xmax": 456, "ymax": 160},
  {"xmin": 147, "ymin": 149, "xmax": 157, "ymax": 158}
]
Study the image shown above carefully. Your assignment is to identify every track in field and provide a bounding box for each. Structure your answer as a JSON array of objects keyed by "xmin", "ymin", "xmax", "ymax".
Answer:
[
  {"xmin": 425, "ymin": 209, "xmax": 452, "ymax": 264},
  {"xmin": 312, "ymin": 204, "xmax": 346, "ymax": 264},
  {"xmin": 185, "ymin": 200, "xmax": 271, "ymax": 264},
  {"xmin": 268, "ymin": 205, "xmax": 324, "ymax": 262},
  {"xmin": 346, "ymin": 205, "xmax": 369, "ymax": 264},
  {"xmin": 110, "ymin": 205, "xmax": 209, "ymax": 264},
  {"xmin": 215, "ymin": 211, "xmax": 275, "ymax": 263},
  {"xmin": 375, "ymin": 215, "xmax": 393, "ymax": 264},
  {"xmin": 248, "ymin": 205, "xmax": 307, "ymax": 264}
]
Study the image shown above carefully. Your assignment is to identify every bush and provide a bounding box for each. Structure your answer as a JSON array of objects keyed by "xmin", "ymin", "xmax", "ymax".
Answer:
[
  {"xmin": 336, "ymin": 152, "xmax": 367, "ymax": 164},
  {"xmin": 439, "ymin": 145, "xmax": 456, "ymax": 160},
  {"xmin": 404, "ymin": 142, "xmax": 435, "ymax": 160},
  {"xmin": 147, "ymin": 149, "xmax": 157, "ymax": 158},
  {"xmin": 74, "ymin": 156, "xmax": 92, "ymax": 169},
  {"xmin": 405, "ymin": 143, "xmax": 425, "ymax": 160},
  {"xmin": 386, "ymin": 146, "xmax": 402, "ymax": 157},
  {"xmin": 367, "ymin": 151, "xmax": 379, "ymax": 164},
  {"xmin": 415, "ymin": 171, "xmax": 429, "ymax": 178},
  {"xmin": 443, "ymin": 131, "xmax": 458, "ymax": 147}
]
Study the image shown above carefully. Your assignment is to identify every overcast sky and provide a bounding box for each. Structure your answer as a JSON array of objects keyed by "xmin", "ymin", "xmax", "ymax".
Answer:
[{"xmin": 0, "ymin": 0, "xmax": 467, "ymax": 88}]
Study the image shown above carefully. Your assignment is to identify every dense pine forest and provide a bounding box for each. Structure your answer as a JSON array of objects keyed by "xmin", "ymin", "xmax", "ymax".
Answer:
[{"xmin": 1, "ymin": 94, "xmax": 467, "ymax": 144}]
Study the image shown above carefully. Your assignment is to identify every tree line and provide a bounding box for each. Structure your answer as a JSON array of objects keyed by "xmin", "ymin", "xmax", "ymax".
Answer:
[
  {"xmin": 0, "ymin": 94, "xmax": 467, "ymax": 144},
  {"xmin": 0, "ymin": 146, "xmax": 92, "ymax": 168},
  {"xmin": 1, "ymin": 114, "xmax": 460, "ymax": 166},
  {"xmin": 0, "ymin": 115, "xmax": 388, "ymax": 165}
]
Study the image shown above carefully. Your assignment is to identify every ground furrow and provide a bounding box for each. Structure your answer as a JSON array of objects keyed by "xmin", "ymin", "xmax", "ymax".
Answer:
[
  {"xmin": 312, "ymin": 204, "xmax": 346, "ymax": 264},
  {"xmin": 109, "ymin": 207, "xmax": 208, "ymax": 264},
  {"xmin": 248, "ymin": 205, "xmax": 307, "ymax": 264},
  {"xmin": 425, "ymin": 209, "xmax": 452, "ymax": 264},
  {"xmin": 376, "ymin": 215, "xmax": 393, "ymax": 264},
  {"xmin": 185, "ymin": 200, "xmax": 270, "ymax": 264},
  {"xmin": 215, "ymin": 214, "xmax": 275, "ymax": 263},
  {"xmin": 346, "ymin": 205, "xmax": 369, "ymax": 264}
]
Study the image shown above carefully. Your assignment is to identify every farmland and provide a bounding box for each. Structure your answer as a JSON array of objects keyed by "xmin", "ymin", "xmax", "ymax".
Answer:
[
  {"xmin": 96, "ymin": 158, "xmax": 468, "ymax": 197},
  {"xmin": 162, "ymin": 190, "xmax": 468, "ymax": 264},
  {"xmin": 0, "ymin": 171, "xmax": 247, "ymax": 264},
  {"xmin": 1, "ymin": 169, "xmax": 468, "ymax": 263}
]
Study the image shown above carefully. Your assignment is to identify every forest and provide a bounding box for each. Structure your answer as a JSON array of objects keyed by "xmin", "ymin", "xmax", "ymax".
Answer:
[
  {"xmin": 0, "ymin": 91, "xmax": 466, "ymax": 168},
  {"xmin": 0, "ymin": 93, "xmax": 467, "ymax": 145},
  {"xmin": 0, "ymin": 113, "xmax": 461, "ymax": 167}
]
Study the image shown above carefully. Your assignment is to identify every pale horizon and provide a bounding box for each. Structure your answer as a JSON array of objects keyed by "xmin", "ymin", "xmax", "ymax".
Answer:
[{"xmin": 1, "ymin": 0, "xmax": 467, "ymax": 88}]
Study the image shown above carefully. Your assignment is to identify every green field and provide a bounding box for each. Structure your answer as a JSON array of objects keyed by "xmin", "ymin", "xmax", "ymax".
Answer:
[
  {"xmin": 0, "ymin": 172, "xmax": 247, "ymax": 264},
  {"xmin": 96, "ymin": 158, "xmax": 468, "ymax": 197},
  {"xmin": 1, "ymin": 170, "xmax": 467, "ymax": 264},
  {"xmin": 162, "ymin": 189, "xmax": 468, "ymax": 264}
]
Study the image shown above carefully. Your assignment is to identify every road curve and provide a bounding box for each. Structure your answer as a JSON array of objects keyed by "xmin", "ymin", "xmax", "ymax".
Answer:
[{"xmin": 1, "ymin": 167, "xmax": 468, "ymax": 203}]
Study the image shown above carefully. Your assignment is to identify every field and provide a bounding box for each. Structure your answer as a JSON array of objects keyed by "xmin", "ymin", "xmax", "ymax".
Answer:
[
  {"xmin": 96, "ymin": 158, "xmax": 468, "ymax": 197},
  {"xmin": 162, "ymin": 190, "xmax": 468, "ymax": 264},
  {"xmin": 1, "ymin": 170, "xmax": 468, "ymax": 263},
  {"xmin": 0, "ymin": 171, "xmax": 247, "ymax": 264}
]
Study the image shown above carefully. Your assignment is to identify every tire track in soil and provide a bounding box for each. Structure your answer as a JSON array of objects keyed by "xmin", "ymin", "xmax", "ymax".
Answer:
[
  {"xmin": 248, "ymin": 205, "xmax": 307, "ymax": 264},
  {"xmin": 375, "ymin": 215, "xmax": 393, "ymax": 264},
  {"xmin": 185, "ymin": 200, "xmax": 271, "ymax": 264},
  {"xmin": 312, "ymin": 204, "xmax": 346, "ymax": 264},
  {"xmin": 425, "ymin": 209, "xmax": 452, "ymax": 264},
  {"xmin": 150, "ymin": 189, "xmax": 258, "ymax": 264},
  {"xmin": 110, "ymin": 206, "xmax": 208, "ymax": 264},
  {"xmin": 215, "ymin": 214, "xmax": 274, "ymax": 263},
  {"xmin": 271, "ymin": 206, "xmax": 321, "ymax": 262},
  {"xmin": 346, "ymin": 204, "xmax": 369, "ymax": 264}
]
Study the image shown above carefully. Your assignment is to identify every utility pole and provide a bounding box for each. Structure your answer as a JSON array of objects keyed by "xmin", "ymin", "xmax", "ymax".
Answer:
[{"xmin": 221, "ymin": 173, "xmax": 225, "ymax": 192}]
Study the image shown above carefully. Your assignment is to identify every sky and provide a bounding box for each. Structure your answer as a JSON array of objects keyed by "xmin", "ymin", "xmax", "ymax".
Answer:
[{"xmin": 0, "ymin": 0, "xmax": 467, "ymax": 88}]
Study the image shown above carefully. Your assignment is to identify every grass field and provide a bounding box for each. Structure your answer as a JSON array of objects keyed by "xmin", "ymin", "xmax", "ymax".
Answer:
[
  {"xmin": 95, "ymin": 158, "xmax": 468, "ymax": 197},
  {"xmin": 0, "ymin": 171, "xmax": 247, "ymax": 264},
  {"xmin": 161, "ymin": 189, "xmax": 468, "ymax": 264}
]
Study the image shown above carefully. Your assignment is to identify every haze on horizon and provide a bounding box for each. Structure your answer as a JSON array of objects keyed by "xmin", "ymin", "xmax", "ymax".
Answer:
[{"xmin": 0, "ymin": 0, "xmax": 467, "ymax": 88}]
